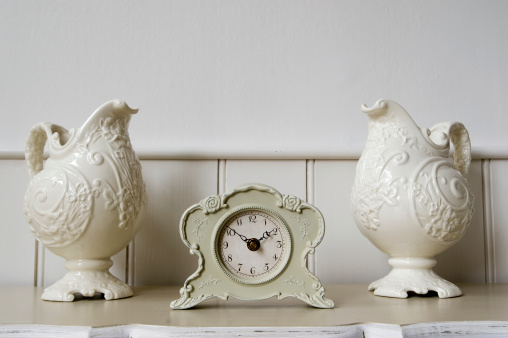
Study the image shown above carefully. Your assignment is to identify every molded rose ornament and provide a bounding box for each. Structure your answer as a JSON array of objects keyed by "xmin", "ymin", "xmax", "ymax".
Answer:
[
  {"xmin": 24, "ymin": 100, "xmax": 147, "ymax": 301},
  {"xmin": 351, "ymin": 99, "xmax": 474, "ymax": 298}
]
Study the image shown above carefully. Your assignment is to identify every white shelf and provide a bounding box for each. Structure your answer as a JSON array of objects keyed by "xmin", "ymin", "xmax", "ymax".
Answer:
[{"xmin": 1, "ymin": 284, "xmax": 508, "ymax": 337}]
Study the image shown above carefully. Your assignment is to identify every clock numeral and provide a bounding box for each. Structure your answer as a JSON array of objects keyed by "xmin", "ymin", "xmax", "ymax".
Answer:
[
  {"xmin": 273, "ymin": 228, "xmax": 278, "ymax": 235},
  {"xmin": 276, "ymin": 240, "xmax": 282, "ymax": 248},
  {"xmin": 238, "ymin": 263, "xmax": 243, "ymax": 272},
  {"xmin": 249, "ymin": 215, "xmax": 257, "ymax": 223},
  {"xmin": 223, "ymin": 241, "xmax": 228, "ymax": 249},
  {"xmin": 250, "ymin": 267, "xmax": 256, "ymax": 275},
  {"xmin": 227, "ymin": 228, "xmax": 236, "ymax": 236},
  {"xmin": 227, "ymin": 254, "xmax": 233, "ymax": 262},
  {"xmin": 264, "ymin": 263, "xmax": 269, "ymax": 271},
  {"xmin": 236, "ymin": 218, "xmax": 243, "ymax": 226},
  {"xmin": 273, "ymin": 254, "xmax": 278, "ymax": 261}
]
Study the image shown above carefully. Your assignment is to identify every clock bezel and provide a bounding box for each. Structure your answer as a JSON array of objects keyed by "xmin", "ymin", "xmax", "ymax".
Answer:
[{"xmin": 212, "ymin": 205, "xmax": 292, "ymax": 285}]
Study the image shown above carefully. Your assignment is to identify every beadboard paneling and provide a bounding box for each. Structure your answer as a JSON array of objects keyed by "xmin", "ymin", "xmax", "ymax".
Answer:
[
  {"xmin": 490, "ymin": 160, "xmax": 508, "ymax": 282},
  {"xmin": 225, "ymin": 160, "xmax": 307, "ymax": 198},
  {"xmin": 132, "ymin": 160, "xmax": 218, "ymax": 286},
  {"xmin": 0, "ymin": 157, "xmax": 504, "ymax": 287},
  {"xmin": 314, "ymin": 160, "xmax": 390, "ymax": 284},
  {"xmin": 0, "ymin": 160, "xmax": 35, "ymax": 286}
]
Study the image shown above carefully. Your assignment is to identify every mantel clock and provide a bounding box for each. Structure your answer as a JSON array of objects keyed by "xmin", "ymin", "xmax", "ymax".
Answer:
[{"xmin": 170, "ymin": 183, "xmax": 334, "ymax": 309}]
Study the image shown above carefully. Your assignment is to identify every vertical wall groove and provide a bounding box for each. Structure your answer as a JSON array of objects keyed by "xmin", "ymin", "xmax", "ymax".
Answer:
[
  {"xmin": 306, "ymin": 159, "xmax": 316, "ymax": 274},
  {"xmin": 482, "ymin": 159, "xmax": 495, "ymax": 283},
  {"xmin": 218, "ymin": 159, "xmax": 227, "ymax": 194},
  {"xmin": 125, "ymin": 245, "xmax": 129, "ymax": 285},
  {"xmin": 38, "ymin": 247, "xmax": 45, "ymax": 287},
  {"xmin": 33, "ymin": 241, "xmax": 39, "ymax": 287},
  {"xmin": 127, "ymin": 242, "xmax": 135, "ymax": 285}
]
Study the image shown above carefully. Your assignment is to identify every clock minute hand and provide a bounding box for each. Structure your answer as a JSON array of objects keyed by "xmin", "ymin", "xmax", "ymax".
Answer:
[
  {"xmin": 226, "ymin": 226, "xmax": 262, "ymax": 251},
  {"xmin": 226, "ymin": 226, "xmax": 249, "ymax": 243}
]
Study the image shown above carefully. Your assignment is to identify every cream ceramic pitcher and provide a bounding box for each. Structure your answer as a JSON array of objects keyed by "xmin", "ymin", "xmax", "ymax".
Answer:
[
  {"xmin": 24, "ymin": 100, "xmax": 147, "ymax": 301},
  {"xmin": 351, "ymin": 99, "xmax": 474, "ymax": 298}
]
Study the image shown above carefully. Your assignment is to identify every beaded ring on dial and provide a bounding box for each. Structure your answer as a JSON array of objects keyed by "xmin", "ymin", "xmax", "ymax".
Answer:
[{"xmin": 212, "ymin": 205, "xmax": 292, "ymax": 285}]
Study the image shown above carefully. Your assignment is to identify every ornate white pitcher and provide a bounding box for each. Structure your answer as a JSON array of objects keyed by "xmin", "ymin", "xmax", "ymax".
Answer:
[
  {"xmin": 24, "ymin": 100, "xmax": 146, "ymax": 301},
  {"xmin": 351, "ymin": 99, "xmax": 474, "ymax": 298}
]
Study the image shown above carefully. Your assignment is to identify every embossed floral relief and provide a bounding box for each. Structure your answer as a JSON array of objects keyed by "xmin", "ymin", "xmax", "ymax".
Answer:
[
  {"xmin": 351, "ymin": 119, "xmax": 473, "ymax": 243},
  {"xmin": 351, "ymin": 173, "xmax": 405, "ymax": 231},
  {"xmin": 411, "ymin": 169, "xmax": 473, "ymax": 243},
  {"xmin": 25, "ymin": 114, "xmax": 147, "ymax": 248},
  {"xmin": 80, "ymin": 117, "xmax": 147, "ymax": 231},
  {"xmin": 25, "ymin": 168, "xmax": 94, "ymax": 247},
  {"xmin": 203, "ymin": 195, "xmax": 222, "ymax": 213},
  {"xmin": 283, "ymin": 195, "xmax": 302, "ymax": 212},
  {"xmin": 198, "ymin": 275, "xmax": 221, "ymax": 289},
  {"xmin": 192, "ymin": 217, "xmax": 209, "ymax": 241}
]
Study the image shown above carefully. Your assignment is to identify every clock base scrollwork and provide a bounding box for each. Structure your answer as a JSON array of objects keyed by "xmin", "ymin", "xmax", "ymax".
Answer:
[
  {"xmin": 290, "ymin": 289, "xmax": 334, "ymax": 309},
  {"xmin": 171, "ymin": 278, "xmax": 334, "ymax": 309},
  {"xmin": 281, "ymin": 275, "xmax": 334, "ymax": 308},
  {"xmin": 41, "ymin": 258, "xmax": 133, "ymax": 302},
  {"xmin": 171, "ymin": 291, "xmax": 334, "ymax": 310},
  {"xmin": 367, "ymin": 257, "xmax": 462, "ymax": 299},
  {"xmin": 170, "ymin": 286, "xmax": 213, "ymax": 310}
]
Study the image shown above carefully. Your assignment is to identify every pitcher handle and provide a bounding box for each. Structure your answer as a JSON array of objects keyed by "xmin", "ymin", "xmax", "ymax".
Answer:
[
  {"xmin": 430, "ymin": 122, "xmax": 471, "ymax": 177},
  {"xmin": 449, "ymin": 122, "xmax": 471, "ymax": 177},
  {"xmin": 25, "ymin": 122, "xmax": 69, "ymax": 178}
]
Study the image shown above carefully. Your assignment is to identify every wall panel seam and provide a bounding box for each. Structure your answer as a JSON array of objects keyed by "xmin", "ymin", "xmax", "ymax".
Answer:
[
  {"xmin": 39, "ymin": 247, "xmax": 46, "ymax": 288},
  {"xmin": 33, "ymin": 241, "xmax": 39, "ymax": 287},
  {"xmin": 306, "ymin": 159, "xmax": 316, "ymax": 274},
  {"xmin": 127, "ymin": 243, "xmax": 134, "ymax": 285},
  {"xmin": 218, "ymin": 160, "xmax": 226, "ymax": 194},
  {"xmin": 482, "ymin": 159, "xmax": 495, "ymax": 283}
]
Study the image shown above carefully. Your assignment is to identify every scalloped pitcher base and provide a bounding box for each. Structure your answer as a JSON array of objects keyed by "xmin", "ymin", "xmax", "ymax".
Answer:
[
  {"xmin": 41, "ymin": 259, "xmax": 133, "ymax": 302},
  {"xmin": 367, "ymin": 257, "xmax": 462, "ymax": 299}
]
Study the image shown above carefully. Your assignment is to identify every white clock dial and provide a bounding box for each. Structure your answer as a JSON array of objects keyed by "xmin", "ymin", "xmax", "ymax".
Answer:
[{"xmin": 216, "ymin": 208, "xmax": 290, "ymax": 284}]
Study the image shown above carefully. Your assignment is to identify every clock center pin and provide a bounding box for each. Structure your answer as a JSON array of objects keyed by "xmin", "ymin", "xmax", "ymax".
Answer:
[{"xmin": 247, "ymin": 238, "xmax": 260, "ymax": 251}]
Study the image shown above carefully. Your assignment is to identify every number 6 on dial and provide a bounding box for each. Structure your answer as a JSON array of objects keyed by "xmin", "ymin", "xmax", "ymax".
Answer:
[{"xmin": 170, "ymin": 183, "xmax": 334, "ymax": 309}]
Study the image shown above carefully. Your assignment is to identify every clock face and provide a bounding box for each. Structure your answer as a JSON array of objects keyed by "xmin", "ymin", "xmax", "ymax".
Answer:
[{"xmin": 215, "ymin": 208, "xmax": 291, "ymax": 285}]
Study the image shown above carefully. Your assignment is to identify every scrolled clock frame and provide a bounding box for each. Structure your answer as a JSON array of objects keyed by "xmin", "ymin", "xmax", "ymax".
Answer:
[{"xmin": 170, "ymin": 183, "xmax": 334, "ymax": 309}]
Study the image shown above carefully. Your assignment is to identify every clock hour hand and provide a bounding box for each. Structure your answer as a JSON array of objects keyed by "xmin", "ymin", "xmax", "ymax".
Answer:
[{"xmin": 258, "ymin": 228, "xmax": 278, "ymax": 241}]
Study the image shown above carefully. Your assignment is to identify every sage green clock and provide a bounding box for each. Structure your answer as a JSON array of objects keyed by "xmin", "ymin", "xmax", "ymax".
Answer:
[{"xmin": 170, "ymin": 183, "xmax": 334, "ymax": 309}]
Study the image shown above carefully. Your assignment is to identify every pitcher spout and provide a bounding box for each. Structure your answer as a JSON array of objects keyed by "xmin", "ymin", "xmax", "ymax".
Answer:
[
  {"xmin": 361, "ymin": 98, "xmax": 418, "ymax": 127},
  {"xmin": 82, "ymin": 100, "xmax": 138, "ymax": 129},
  {"xmin": 361, "ymin": 98, "xmax": 388, "ymax": 116},
  {"xmin": 110, "ymin": 99, "xmax": 139, "ymax": 116}
]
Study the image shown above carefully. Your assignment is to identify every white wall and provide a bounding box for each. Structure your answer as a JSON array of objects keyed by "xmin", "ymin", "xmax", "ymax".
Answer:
[
  {"xmin": 1, "ymin": 1, "xmax": 508, "ymax": 287},
  {"xmin": 2, "ymin": 0, "xmax": 508, "ymax": 156}
]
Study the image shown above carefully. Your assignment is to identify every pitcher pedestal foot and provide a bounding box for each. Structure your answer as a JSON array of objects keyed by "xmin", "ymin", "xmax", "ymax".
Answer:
[
  {"xmin": 41, "ymin": 259, "xmax": 133, "ymax": 302},
  {"xmin": 368, "ymin": 257, "xmax": 462, "ymax": 299}
]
